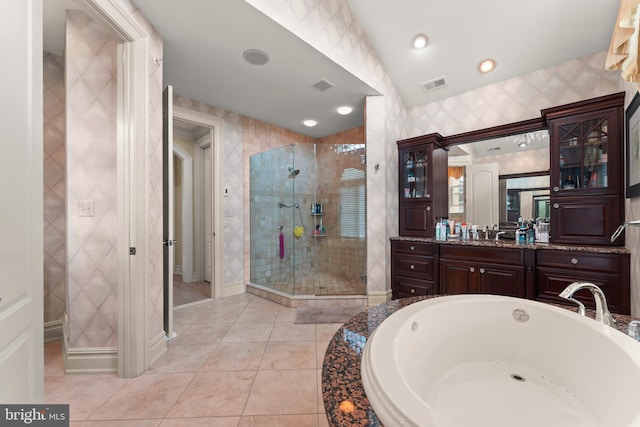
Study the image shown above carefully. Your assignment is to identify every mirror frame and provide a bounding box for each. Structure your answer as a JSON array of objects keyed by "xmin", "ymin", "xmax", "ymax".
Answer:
[
  {"xmin": 439, "ymin": 116, "xmax": 547, "ymax": 148},
  {"xmin": 499, "ymin": 170, "xmax": 551, "ymax": 224}
]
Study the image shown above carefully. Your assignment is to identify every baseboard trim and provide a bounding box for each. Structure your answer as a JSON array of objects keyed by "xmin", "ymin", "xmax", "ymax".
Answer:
[
  {"xmin": 44, "ymin": 320, "xmax": 64, "ymax": 342},
  {"xmin": 367, "ymin": 290, "xmax": 391, "ymax": 306},
  {"xmin": 175, "ymin": 265, "xmax": 182, "ymax": 274},
  {"xmin": 64, "ymin": 345, "xmax": 118, "ymax": 375},
  {"xmin": 149, "ymin": 331, "xmax": 167, "ymax": 367},
  {"xmin": 223, "ymin": 282, "xmax": 245, "ymax": 298}
]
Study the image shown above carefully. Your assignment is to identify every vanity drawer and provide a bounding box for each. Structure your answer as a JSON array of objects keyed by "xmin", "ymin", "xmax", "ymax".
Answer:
[
  {"xmin": 536, "ymin": 250, "xmax": 619, "ymax": 273},
  {"xmin": 392, "ymin": 276, "xmax": 433, "ymax": 299},
  {"xmin": 393, "ymin": 255, "xmax": 434, "ymax": 280},
  {"xmin": 439, "ymin": 245, "xmax": 522, "ymax": 265},
  {"xmin": 392, "ymin": 240, "xmax": 434, "ymax": 256},
  {"xmin": 535, "ymin": 267, "xmax": 626, "ymax": 313}
]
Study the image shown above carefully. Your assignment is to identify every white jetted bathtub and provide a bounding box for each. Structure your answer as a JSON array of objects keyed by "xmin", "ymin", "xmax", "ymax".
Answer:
[{"xmin": 361, "ymin": 295, "xmax": 640, "ymax": 427}]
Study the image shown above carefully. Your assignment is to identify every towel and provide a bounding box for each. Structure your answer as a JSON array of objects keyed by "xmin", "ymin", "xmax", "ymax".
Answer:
[{"xmin": 279, "ymin": 231, "xmax": 285, "ymax": 260}]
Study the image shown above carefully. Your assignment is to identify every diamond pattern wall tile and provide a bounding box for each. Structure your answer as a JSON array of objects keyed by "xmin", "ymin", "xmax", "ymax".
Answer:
[
  {"xmin": 66, "ymin": 10, "xmax": 118, "ymax": 347},
  {"xmin": 43, "ymin": 52, "xmax": 67, "ymax": 323}
]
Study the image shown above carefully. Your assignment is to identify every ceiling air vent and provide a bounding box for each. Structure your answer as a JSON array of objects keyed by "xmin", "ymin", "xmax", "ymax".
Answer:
[
  {"xmin": 421, "ymin": 76, "xmax": 447, "ymax": 93},
  {"xmin": 311, "ymin": 79, "xmax": 335, "ymax": 92}
]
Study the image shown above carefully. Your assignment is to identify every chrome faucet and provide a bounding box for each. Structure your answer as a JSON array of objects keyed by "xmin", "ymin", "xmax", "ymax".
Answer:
[
  {"xmin": 494, "ymin": 231, "xmax": 506, "ymax": 241},
  {"xmin": 559, "ymin": 282, "xmax": 616, "ymax": 326}
]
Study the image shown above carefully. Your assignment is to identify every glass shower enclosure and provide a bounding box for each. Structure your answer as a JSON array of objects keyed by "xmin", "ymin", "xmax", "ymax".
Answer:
[{"xmin": 249, "ymin": 142, "xmax": 366, "ymax": 296}]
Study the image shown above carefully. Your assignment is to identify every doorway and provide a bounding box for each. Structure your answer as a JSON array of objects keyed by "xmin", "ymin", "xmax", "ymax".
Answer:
[
  {"xmin": 172, "ymin": 120, "xmax": 213, "ymax": 306},
  {"xmin": 162, "ymin": 99, "xmax": 225, "ymax": 338}
]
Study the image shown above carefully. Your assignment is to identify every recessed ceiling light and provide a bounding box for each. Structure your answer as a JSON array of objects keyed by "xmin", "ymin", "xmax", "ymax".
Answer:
[
  {"xmin": 477, "ymin": 58, "xmax": 496, "ymax": 73},
  {"xmin": 337, "ymin": 106, "xmax": 353, "ymax": 115},
  {"xmin": 303, "ymin": 119, "xmax": 318, "ymax": 127},
  {"xmin": 412, "ymin": 34, "xmax": 429, "ymax": 49},
  {"xmin": 243, "ymin": 49, "xmax": 270, "ymax": 66}
]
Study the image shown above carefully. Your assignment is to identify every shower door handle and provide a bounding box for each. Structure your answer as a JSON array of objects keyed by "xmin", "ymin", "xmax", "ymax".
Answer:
[{"xmin": 162, "ymin": 239, "xmax": 178, "ymax": 246}]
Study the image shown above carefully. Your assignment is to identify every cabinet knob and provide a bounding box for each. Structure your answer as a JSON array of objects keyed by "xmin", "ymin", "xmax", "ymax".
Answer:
[
  {"xmin": 426, "ymin": 193, "xmax": 431, "ymax": 199},
  {"xmin": 410, "ymin": 245, "xmax": 415, "ymax": 251},
  {"xmin": 426, "ymin": 206, "xmax": 431, "ymax": 211},
  {"xmin": 410, "ymin": 288, "xmax": 416, "ymax": 294},
  {"xmin": 571, "ymin": 258, "xmax": 579, "ymax": 265},
  {"xmin": 469, "ymin": 267, "xmax": 475, "ymax": 273},
  {"xmin": 480, "ymin": 268, "xmax": 485, "ymax": 274},
  {"xmin": 553, "ymin": 186, "xmax": 560, "ymax": 192},
  {"xmin": 553, "ymin": 203, "xmax": 560, "ymax": 209},
  {"xmin": 410, "ymin": 264, "xmax": 415, "ymax": 270}
]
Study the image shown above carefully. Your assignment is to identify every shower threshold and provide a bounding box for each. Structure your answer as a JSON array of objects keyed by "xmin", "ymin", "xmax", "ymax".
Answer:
[{"xmin": 246, "ymin": 282, "xmax": 367, "ymax": 309}]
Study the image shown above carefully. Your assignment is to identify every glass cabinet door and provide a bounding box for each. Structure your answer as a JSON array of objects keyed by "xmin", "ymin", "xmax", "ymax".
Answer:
[
  {"xmin": 557, "ymin": 116, "xmax": 608, "ymax": 190},
  {"xmin": 401, "ymin": 149, "xmax": 429, "ymax": 199}
]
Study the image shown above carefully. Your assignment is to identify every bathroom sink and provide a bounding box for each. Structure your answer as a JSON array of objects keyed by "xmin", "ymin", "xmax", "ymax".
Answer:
[{"xmin": 361, "ymin": 295, "xmax": 640, "ymax": 427}]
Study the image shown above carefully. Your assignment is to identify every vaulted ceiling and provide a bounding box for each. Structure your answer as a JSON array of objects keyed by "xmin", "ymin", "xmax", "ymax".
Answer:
[{"xmin": 44, "ymin": 0, "xmax": 619, "ymax": 138}]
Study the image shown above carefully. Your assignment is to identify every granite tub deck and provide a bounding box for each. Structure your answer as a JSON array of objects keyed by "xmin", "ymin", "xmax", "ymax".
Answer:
[{"xmin": 321, "ymin": 296, "xmax": 638, "ymax": 427}]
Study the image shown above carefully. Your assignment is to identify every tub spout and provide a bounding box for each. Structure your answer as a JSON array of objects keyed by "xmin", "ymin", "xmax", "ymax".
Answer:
[{"xmin": 559, "ymin": 282, "xmax": 616, "ymax": 327}]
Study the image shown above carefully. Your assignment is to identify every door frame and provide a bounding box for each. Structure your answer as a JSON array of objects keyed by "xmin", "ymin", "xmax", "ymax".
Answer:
[
  {"xmin": 174, "ymin": 106, "xmax": 224, "ymax": 300},
  {"xmin": 172, "ymin": 144, "xmax": 194, "ymax": 284},
  {"xmin": 82, "ymin": 0, "xmax": 149, "ymax": 378}
]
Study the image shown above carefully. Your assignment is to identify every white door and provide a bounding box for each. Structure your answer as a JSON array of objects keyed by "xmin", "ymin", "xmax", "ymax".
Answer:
[
  {"xmin": 204, "ymin": 146, "xmax": 213, "ymax": 283},
  {"xmin": 0, "ymin": 0, "xmax": 44, "ymax": 403},
  {"xmin": 466, "ymin": 163, "xmax": 499, "ymax": 227},
  {"xmin": 162, "ymin": 86, "xmax": 175, "ymax": 337}
]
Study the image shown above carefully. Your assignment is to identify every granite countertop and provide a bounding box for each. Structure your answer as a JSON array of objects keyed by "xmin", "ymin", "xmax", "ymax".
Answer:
[
  {"xmin": 391, "ymin": 235, "xmax": 631, "ymax": 254},
  {"xmin": 321, "ymin": 296, "xmax": 637, "ymax": 427}
]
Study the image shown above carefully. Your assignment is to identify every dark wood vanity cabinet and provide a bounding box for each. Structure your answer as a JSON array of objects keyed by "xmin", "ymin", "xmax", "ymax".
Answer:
[
  {"xmin": 391, "ymin": 240, "xmax": 630, "ymax": 314},
  {"xmin": 535, "ymin": 249, "xmax": 630, "ymax": 314},
  {"xmin": 397, "ymin": 136, "xmax": 448, "ymax": 237},
  {"xmin": 391, "ymin": 241, "xmax": 437, "ymax": 298},
  {"xmin": 438, "ymin": 245, "xmax": 527, "ymax": 298},
  {"xmin": 543, "ymin": 93, "xmax": 625, "ymax": 246}
]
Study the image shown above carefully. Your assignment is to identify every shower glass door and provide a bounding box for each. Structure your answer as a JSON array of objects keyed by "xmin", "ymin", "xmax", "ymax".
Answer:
[
  {"xmin": 249, "ymin": 142, "xmax": 367, "ymax": 296},
  {"xmin": 249, "ymin": 143, "xmax": 317, "ymax": 295}
]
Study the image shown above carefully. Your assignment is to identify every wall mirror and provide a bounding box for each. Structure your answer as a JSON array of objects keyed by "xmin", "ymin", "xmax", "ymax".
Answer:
[{"xmin": 445, "ymin": 127, "xmax": 550, "ymax": 229}]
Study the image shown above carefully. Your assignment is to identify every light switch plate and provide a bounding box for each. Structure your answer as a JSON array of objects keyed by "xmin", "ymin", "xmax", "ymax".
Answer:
[{"xmin": 78, "ymin": 199, "xmax": 95, "ymax": 217}]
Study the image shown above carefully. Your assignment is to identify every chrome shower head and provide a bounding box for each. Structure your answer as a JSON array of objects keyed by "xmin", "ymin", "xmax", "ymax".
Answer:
[{"xmin": 288, "ymin": 167, "xmax": 301, "ymax": 177}]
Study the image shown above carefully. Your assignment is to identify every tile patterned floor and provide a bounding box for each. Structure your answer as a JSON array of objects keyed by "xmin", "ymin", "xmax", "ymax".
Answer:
[
  {"xmin": 173, "ymin": 275, "xmax": 211, "ymax": 307},
  {"xmin": 44, "ymin": 293, "xmax": 340, "ymax": 426}
]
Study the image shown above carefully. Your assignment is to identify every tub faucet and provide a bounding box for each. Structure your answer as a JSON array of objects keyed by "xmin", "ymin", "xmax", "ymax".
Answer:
[{"xmin": 559, "ymin": 282, "xmax": 616, "ymax": 327}]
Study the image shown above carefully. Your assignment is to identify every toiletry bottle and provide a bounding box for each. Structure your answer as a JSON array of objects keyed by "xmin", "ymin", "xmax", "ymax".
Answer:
[
  {"xmin": 518, "ymin": 225, "xmax": 527, "ymax": 245},
  {"xmin": 435, "ymin": 218, "xmax": 441, "ymax": 241},
  {"xmin": 526, "ymin": 223, "xmax": 535, "ymax": 244}
]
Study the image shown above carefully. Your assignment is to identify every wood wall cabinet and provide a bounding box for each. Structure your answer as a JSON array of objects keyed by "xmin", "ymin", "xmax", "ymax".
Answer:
[
  {"xmin": 391, "ymin": 241, "xmax": 437, "ymax": 299},
  {"xmin": 397, "ymin": 136, "xmax": 448, "ymax": 237},
  {"xmin": 543, "ymin": 93, "xmax": 625, "ymax": 246},
  {"xmin": 536, "ymin": 249, "xmax": 630, "ymax": 314},
  {"xmin": 438, "ymin": 245, "xmax": 528, "ymax": 298}
]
